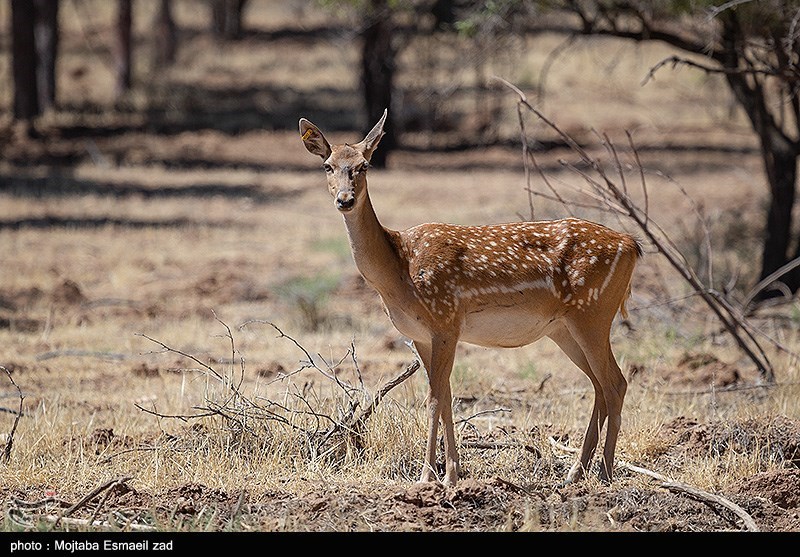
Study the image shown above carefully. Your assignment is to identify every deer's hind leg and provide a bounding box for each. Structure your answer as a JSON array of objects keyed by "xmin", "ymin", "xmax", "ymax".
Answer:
[
  {"xmin": 563, "ymin": 318, "xmax": 627, "ymax": 483},
  {"xmin": 547, "ymin": 325, "xmax": 608, "ymax": 484}
]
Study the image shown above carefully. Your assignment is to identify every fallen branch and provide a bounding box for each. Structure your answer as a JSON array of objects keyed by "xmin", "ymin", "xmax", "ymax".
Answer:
[
  {"xmin": 461, "ymin": 440, "xmax": 540, "ymax": 455},
  {"xmin": 619, "ymin": 457, "xmax": 759, "ymax": 531},
  {"xmin": 9, "ymin": 477, "xmax": 152, "ymax": 532},
  {"xmin": 12, "ymin": 496, "xmax": 72, "ymax": 509},
  {"xmin": 57, "ymin": 476, "xmax": 132, "ymax": 524},
  {"xmin": 35, "ymin": 350, "xmax": 127, "ymax": 361},
  {"xmin": 740, "ymin": 255, "xmax": 800, "ymax": 312},
  {"xmin": 548, "ymin": 437, "xmax": 759, "ymax": 531},
  {"xmin": 661, "ymin": 480, "xmax": 758, "ymax": 532},
  {"xmin": 619, "ymin": 461, "xmax": 759, "ymax": 532}
]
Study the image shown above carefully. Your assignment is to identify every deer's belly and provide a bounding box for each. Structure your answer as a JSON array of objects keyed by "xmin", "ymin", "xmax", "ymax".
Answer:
[{"xmin": 460, "ymin": 305, "xmax": 558, "ymax": 348}]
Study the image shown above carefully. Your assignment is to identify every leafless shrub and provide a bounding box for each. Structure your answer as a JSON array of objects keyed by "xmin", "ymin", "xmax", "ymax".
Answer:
[{"xmin": 134, "ymin": 314, "xmax": 420, "ymax": 468}]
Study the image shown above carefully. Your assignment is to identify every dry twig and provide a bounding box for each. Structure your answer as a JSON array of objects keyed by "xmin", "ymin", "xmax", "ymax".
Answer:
[{"xmin": 1, "ymin": 365, "xmax": 24, "ymax": 463}]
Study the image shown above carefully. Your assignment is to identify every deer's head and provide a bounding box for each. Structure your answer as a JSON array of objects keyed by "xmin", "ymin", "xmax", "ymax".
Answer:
[{"xmin": 299, "ymin": 109, "xmax": 386, "ymax": 213}]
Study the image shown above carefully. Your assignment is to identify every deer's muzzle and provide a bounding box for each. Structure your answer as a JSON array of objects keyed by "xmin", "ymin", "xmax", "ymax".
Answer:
[{"xmin": 335, "ymin": 190, "xmax": 355, "ymax": 212}]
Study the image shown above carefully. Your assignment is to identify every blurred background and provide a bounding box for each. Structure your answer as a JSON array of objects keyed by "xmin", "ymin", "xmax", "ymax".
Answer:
[
  {"xmin": 1, "ymin": 1, "xmax": 798, "ymax": 352},
  {"xmin": 2, "ymin": 2, "xmax": 794, "ymax": 285}
]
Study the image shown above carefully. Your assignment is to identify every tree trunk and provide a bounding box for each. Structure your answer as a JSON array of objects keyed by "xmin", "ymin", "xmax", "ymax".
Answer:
[
  {"xmin": 11, "ymin": 0, "xmax": 39, "ymax": 126},
  {"xmin": 154, "ymin": 0, "xmax": 176, "ymax": 68},
  {"xmin": 211, "ymin": 0, "xmax": 247, "ymax": 40},
  {"xmin": 717, "ymin": 12, "xmax": 800, "ymax": 298},
  {"xmin": 33, "ymin": 0, "xmax": 59, "ymax": 113},
  {"xmin": 431, "ymin": 0, "xmax": 456, "ymax": 30},
  {"xmin": 114, "ymin": 0, "xmax": 133, "ymax": 100},
  {"xmin": 758, "ymin": 136, "xmax": 799, "ymax": 295},
  {"xmin": 361, "ymin": 1, "xmax": 396, "ymax": 168}
]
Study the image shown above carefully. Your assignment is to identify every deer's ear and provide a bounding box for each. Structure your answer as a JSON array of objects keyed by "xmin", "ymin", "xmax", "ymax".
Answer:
[
  {"xmin": 299, "ymin": 118, "xmax": 332, "ymax": 160},
  {"xmin": 355, "ymin": 109, "xmax": 387, "ymax": 161}
]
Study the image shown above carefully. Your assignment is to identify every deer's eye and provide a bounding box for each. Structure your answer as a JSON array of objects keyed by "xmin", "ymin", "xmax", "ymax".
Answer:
[
  {"xmin": 323, "ymin": 163, "xmax": 333, "ymax": 173},
  {"xmin": 357, "ymin": 163, "xmax": 370, "ymax": 174}
]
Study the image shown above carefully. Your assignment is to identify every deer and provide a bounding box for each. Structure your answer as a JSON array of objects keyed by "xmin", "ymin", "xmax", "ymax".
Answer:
[{"xmin": 299, "ymin": 109, "xmax": 642, "ymax": 487}]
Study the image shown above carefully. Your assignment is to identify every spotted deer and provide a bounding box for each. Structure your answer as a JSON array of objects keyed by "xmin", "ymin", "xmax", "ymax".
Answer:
[{"xmin": 299, "ymin": 109, "xmax": 642, "ymax": 487}]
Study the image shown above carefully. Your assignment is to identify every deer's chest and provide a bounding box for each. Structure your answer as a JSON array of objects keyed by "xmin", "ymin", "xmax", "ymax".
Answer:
[{"xmin": 378, "ymin": 293, "xmax": 433, "ymax": 343}]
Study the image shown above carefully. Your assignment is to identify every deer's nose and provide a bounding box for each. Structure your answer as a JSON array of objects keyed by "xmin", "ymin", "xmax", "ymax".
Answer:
[{"xmin": 336, "ymin": 192, "xmax": 355, "ymax": 211}]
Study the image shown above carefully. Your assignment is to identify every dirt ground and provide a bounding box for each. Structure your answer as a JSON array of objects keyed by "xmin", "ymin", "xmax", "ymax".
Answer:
[{"xmin": 1, "ymin": 1, "xmax": 800, "ymax": 533}]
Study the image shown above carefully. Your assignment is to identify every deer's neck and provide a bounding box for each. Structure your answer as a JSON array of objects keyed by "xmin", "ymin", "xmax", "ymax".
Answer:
[{"xmin": 342, "ymin": 194, "xmax": 406, "ymax": 294}]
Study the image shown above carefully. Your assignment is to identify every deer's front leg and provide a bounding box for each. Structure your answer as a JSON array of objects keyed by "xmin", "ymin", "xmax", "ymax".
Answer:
[{"xmin": 416, "ymin": 335, "xmax": 459, "ymax": 486}]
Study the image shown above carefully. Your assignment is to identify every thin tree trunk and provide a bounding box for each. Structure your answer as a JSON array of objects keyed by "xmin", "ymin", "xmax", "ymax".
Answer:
[
  {"xmin": 11, "ymin": 0, "xmax": 39, "ymax": 126},
  {"xmin": 154, "ymin": 0, "xmax": 176, "ymax": 67},
  {"xmin": 114, "ymin": 0, "xmax": 133, "ymax": 100},
  {"xmin": 361, "ymin": 0, "xmax": 395, "ymax": 168},
  {"xmin": 33, "ymin": 0, "xmax": 59, "ymax": 113}
]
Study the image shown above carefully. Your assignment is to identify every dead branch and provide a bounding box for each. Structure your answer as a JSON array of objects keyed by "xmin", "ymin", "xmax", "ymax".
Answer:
[
  {"xmin": 456, "ymin": 407, "xmax": 511, "ymax": 426},
  {"xmin": 536, "ymin": 33, "xmax": 579, "ymax": 107},
  {"xmin": 241, "ymin": 320, "xmax": 362, "ymax": 396},
  {"xmin": 99, "ymin": 445, "xmax": 161, "ymax": 464},
  {"xmin": 619, "ymin": 461, "xmax": 759, "ymax": 532},
  {"xmin": 59, "ymin": 476, "xmax": 132, "ymax": 521},
  {"xmin": 354, "ymin": 359, "xmax": 420, "ymax": 427},
  {"xmin": 461, "ymin": 440, "xmax": 540, "ymax": 455},
  {"xmin": 212, "ymin": 310, "xmax": 246, "ymax": 393},
  {"xmin": 641, "ymin": 54, "xmax": 782, "ymax": 87},
  {"xmin": 1, "ymin": 366, "xmax": 24, "ymax": 464},
  {"xmin": 136, "ymin": 333, "xmax": 224, "ymax": 383},
  {"xmin": 548, "ymin": 439, "xmax": 759, "ymax": 531},
  {"xmin": 536, "ymin": 372, "xmax": 552, "ymax": 393},
  {"xmin": 661, "ymin": 480, "xmax": 759, "ymax": 532},
  {"xmin": 35, "ymin": 350, "xmax": 127, "ymax": 361},
  {"xmin": 548, "ymin": 435, "xmax": 577, "ymax": 454},
  {"xmin": 134, "ymin": 403, "xmax": 214, "ymax": 422},
  {"xmin": 741, "ymin": 255, "xmax": 800, "ymax": 312},
  {"xmin": 12, "ymin": 496, "xmax": 72, "ymax": 509},
  {"xmin": 493, "ymin": 75, "xmax": 775, "ymax": 382}
]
